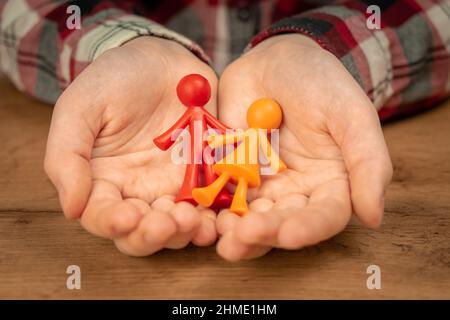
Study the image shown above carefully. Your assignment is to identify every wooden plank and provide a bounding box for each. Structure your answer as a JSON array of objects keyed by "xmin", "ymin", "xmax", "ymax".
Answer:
[
  {"xmin": 0, "ymin": 206, "xmax": 448, "ymax": 299},
  {"xmin": 0, "ymin": 78, "xmax": 59, "ymax": 212}
]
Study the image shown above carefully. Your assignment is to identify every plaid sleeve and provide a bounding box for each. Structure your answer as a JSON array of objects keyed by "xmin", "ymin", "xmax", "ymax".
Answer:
[
  {"xmin": 249, "ymin": 0, "xmax": 450, "ymax": 121},
  {"xmin": 0, "ymin": 0, "xmax": 209, "ymax": 104}
]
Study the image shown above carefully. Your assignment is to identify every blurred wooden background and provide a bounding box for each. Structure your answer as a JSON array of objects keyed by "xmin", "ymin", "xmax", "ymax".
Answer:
[{"xmin": 0, "ymin": 76, "xmax": 449, "ymax": 299}]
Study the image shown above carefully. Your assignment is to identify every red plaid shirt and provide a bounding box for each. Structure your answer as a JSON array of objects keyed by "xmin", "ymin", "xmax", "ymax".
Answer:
[{"xmin": 0, "ymin": 0, "xmax": 449, "ymax": 121}]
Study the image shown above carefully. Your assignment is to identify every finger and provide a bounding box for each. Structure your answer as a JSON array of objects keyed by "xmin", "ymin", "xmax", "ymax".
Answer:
[
  {"xmin": 329, "ymin": 95, "xmax": 393, "ymax": 228},
  {"xmin": 235, "ymin": 196, "xmax": 278, "ymax": 246},
  {"xmin": 125, "ymin": 198, "xmax": 152, "ymax": 213},
  {"xmin": 216, "ymin": 206, "xmax": 273, "ymax": 260},
  {"xmin": 218, "ymin": 63, "xmax": 261, "ymax": 127},
  {"xmin": 164, "ymin": 232, "xmax": 193, "ymax": 249},
  {"xmin": 235, "ymin": 194, "xmax": 309, "ymax": 246},
  {"xmin": 115, "ymin": 209, "xmax": 178, "ymax": 256},
  {"xmin": 234, "ymin": 211, "xmax": 283, "ymax": 247},
  {"xmin": 277, "ymin": 179, "xmax": 352, "ymax": 249},
  {"xmin": 216, "ymin": 231, "xmax": 271, "ymax": 262},
  {"xmin": 167, "ymin": 201, "xmax": 202, "ymax": 233},
  {"xmin": 216, "ymin": 209, "xmax": 240, "ymax": 235},
  {"xmin": 248, "ymin": 198, "xmax": 275, "ymax": 212},
  {"xmin": 151, "ymin": 195, "xmax": 176, "ymax": 212},
  {"xmin": 150, "ymin": 196, "xmax": 195, "ymax": 248},
  {"xmin": 80, "ymin": 180, "xmax": 142, "ymax": 239},
  {"xmin": 44, "ymin": 94, "xmax": 102, "ymax": 219},
  {"xmin": 161, "ymin": 201, "xmax": 202, "ymax": 249},
  {"xmin": 192, "ymin": 209, "xmax": 218, "ymax": 246}
]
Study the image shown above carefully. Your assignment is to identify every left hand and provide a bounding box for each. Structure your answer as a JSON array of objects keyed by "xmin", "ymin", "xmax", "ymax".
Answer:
[{"xmin": 215, "ymin": 34, "xmax": 393, "ymax": 261}]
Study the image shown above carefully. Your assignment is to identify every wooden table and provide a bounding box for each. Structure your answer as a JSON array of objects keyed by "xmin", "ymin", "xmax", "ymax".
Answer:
[{"xmin": 0, "ymin": 76, "xmax": 449, "ymax": 299}]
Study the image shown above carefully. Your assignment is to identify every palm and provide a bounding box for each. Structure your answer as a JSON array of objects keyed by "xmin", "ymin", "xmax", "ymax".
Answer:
[
  {"xmin": 254, "ymin": 123, "xmax": 349, "ymax": 209},
  {"xmin": 88, "ymin": 84, "xmax": 187, "ymax": 206},
  {"xmin": 45, "ymin": 37, "xmax": 219, "ymax": 256},
  {"xmin": 214, "ymin": 35, "xmax": 392, "ymax": 260}
]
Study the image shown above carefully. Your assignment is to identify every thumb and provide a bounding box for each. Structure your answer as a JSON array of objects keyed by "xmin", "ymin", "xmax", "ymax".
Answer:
[
  {"xmin": 329, "ymin": 94, "xmax": 393, "ymax": 228},
  {"xmin": 44, "ymin": 94, "xmax": 101, "ymax": 219},
  {"xmin": 217, "ymin": 64, "xmax": 262, "ymax": 128}
]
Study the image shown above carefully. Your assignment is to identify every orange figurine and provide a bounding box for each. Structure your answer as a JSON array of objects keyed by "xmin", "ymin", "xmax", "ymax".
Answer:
[{"xmin": 192, "ymin": 98, "xmax": 287, "ymax": 215}]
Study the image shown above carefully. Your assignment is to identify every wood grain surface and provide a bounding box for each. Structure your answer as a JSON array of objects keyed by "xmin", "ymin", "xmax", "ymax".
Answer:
[{"xmin": 0, "ymin": 77, "xmax": 449, "ymax": 299}]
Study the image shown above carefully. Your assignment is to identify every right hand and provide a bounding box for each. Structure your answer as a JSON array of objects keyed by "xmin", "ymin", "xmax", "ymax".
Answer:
[{"xmin": 44, "ymin": 37, "xmax": 219, "ymax": 256}]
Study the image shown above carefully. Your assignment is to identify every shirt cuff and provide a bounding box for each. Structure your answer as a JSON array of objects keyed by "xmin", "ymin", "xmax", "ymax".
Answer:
[
  {"xmin": 247, "ymin": 7, "xmax": 392, "ymax": 109},
  {"xmin": 66, "ymin": 13, "xmax": 210, "ymax": 82}
]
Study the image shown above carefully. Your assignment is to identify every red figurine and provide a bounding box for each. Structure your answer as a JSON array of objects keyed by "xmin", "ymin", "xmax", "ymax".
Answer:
[{"xmin": 153, "ymin": 74, "xmax": 232, "ymax": 207}]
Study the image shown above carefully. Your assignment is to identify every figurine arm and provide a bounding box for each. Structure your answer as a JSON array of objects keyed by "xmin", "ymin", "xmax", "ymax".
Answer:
[
  {"xmin": 208, "ymin": 130, "xmax": 245, "ymax": 148},
  {"xmin": 203, "ymin": 109, "xmax": 230, "ymax": 133},
  {"xmin": 259, "ymin": 132, "xmax": 287, "ymax": 173},
  {"xmin": 153, "ymin": 109, "xmax": 191, "ymax": 150}
]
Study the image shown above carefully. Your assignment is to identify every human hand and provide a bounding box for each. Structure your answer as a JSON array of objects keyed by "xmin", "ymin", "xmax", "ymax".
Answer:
[
  {"xmin": 44, "ymin": 37, "xmax": 218, "ymax": 256},
  {"xmin": 215, "ymin": 34, "xmax": 393, "ymax": 261}
]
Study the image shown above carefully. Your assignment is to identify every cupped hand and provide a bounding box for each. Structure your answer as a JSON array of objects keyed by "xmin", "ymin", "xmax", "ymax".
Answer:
[
  {"xmin": 215, "ymin": 34, "xmax": 393, "ymax": 261},
  {"xmin": 44, "ymin": 37, "xmax": 218, "ymax": 256}
]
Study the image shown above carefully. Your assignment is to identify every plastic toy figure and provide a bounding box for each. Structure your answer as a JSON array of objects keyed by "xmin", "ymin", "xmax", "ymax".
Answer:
[
  {"xmin": 153, "ymin": 74, "xmax": 232, "ymax": 207},
  {"xmin": 192, "ymin": 98, "xmax": 287, "ymax": 215}
]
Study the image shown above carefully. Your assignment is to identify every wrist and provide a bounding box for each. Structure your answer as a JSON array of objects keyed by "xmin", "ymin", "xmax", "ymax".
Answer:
[{"xmin": 123, "ymin": 36, "xmax": 195, "ymax": 57}]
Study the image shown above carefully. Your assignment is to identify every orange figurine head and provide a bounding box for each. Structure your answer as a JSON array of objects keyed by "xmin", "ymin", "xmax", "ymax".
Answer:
[
  {"xmin": 246, "ymin": 98, "xmax": 283, "ymax": 129},
  {"xmin": 176, "ymin": 74, "xmax": 211, "ymax": 108}
]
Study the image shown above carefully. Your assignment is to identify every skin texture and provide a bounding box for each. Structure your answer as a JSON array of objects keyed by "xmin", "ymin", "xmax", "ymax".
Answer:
[
  {"xmin": 215, "ymin": 34, "xmax": 393, "ymax": 261},
  {"xmin": 44, "ymin": 34, "xmax": 393, "ymax": 260}
]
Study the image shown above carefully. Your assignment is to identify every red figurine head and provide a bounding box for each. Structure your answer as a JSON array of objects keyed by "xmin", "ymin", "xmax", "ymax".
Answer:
[{"xmin": 176, "ymin": 74, "xmax": 211, "ymax": 107}]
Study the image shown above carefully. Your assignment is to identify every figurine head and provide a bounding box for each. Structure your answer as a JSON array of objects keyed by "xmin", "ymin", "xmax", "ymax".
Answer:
[
  {"xmin": 177, "ymin": 74, "xmax": 211, "ymax": 107},
  {"xmin": 246, "ymin": 98, "xmax": 283, "ymax": 129}
]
